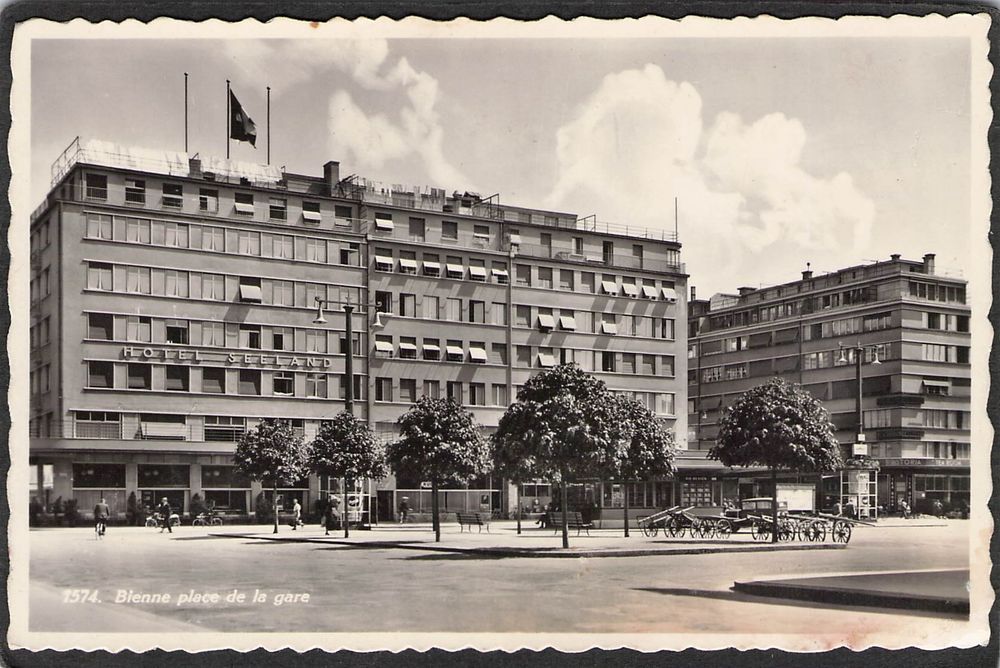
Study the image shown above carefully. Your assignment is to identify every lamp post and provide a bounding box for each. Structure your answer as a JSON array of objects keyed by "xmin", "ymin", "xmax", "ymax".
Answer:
[
  {"xmin": 313, "ymin": 297, "xmax": 384, "ymax": 537},
  {"xmin": 837, "ymin": 341, "xmax": 882, "ymax": 519}
]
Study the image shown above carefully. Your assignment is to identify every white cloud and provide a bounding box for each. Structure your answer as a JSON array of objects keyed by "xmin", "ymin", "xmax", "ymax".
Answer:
[{"xmin": 547, "ymin": 64, "xmax": 875, "ymax": 293}]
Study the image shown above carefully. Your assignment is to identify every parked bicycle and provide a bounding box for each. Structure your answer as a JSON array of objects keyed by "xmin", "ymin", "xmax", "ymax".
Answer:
[{"xmin": 192, "ymin": 511, "xmax": 224, "ymax": 527}]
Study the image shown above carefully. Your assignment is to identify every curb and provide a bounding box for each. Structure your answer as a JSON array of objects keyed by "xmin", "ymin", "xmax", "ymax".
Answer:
[
  {"xmin": 732, "ymin": 579, "xmax": 969, "ymax": 614},
  {"xmin": 211, "ymin": 532, "xmax": 848, "ymax": 558}
]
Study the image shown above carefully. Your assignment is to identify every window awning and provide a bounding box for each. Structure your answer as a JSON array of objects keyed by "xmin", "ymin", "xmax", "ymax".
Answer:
[
  {"xmin": 661, "ymin": 287, "xmax": 678, "ymax": 302},
  {"xmin": 559, "ymin": 315, "xmax": 577, "ymax": 331},
  {"xmin": 302, "ymin": 210, "xmax": 322, "ymax": 223},
  {"xmin": 422, "ymin": 344, "xmax": 441, "ymax": 357},
  {"xmin": 165, "ymin": 319, "xmax": 187, "ymax": 328},
  {"xmin": 446, "ymin": 264, "xmax": 464, "ymax": 277},
  {"xmin": 140, "ymin": 422, "xmax": 188, "ymax": 439},
  {"xmin": 469, "ymin": 347, "xmax": 488, "ymax": 363},
  {"xmin": 491, "ymin": 268, "xmax": 509, "ymax": 281},
  {"xmin": 601, "ymin": 280, "xmax": 618, "ymax": 295},
  {"xmin": 922, "ymin": 379, "xmax": 950, "ymax": 388},
  {"xmin": 238, "ymin": 285, "xmax": 262, "ymax": 303},
  {"xmin": 601, "ymin": 321, "xmax": 618, "ymax": 335},
  {"xmin": 446, "ymin": 345, "xmax": 465, "ymax": 359},
  {"xmin": 374, "ymin": 255, "xmax": 393, "ymax": 270},
  {"xmin": 233, "ymin": 202, "xmax": 254, "ymax": 215},
  {"xmin": 537, "ymin": 314, "xmax": 556, "ymax": 331},
  {"xmin": 399, "ymin": 258, "xmax": 418, "ymax": 272},
  {"xmin": 398, "ymin": 342, "xmax": 417, "ymax": 353},
  {"xmin": 641, "ymin": 285, "xmax": 658, "ymax": 299},
  {"xmin": 622, "ymin": 283, "xmax": 639, "ymax": 298},
  {"xmin": 375, "ymin": 340, "xmax": 394, "ymax": 354},
  {"xmin": 508, "ymin": 233, "xmax": 522, "ymax": 246},
  {"xmin": 537, "ymin": 353, "xmax": 556, "ymax": 368},
  {"xmin": 422, "ymin": 261, "xmax": 441, "ymax": 275},
  {"xmin": 469, "ymin": 266, "xmax": 488, "ymax": 281},
  {"xmin": 374, "ymin": 218, "xmax": 394, "ymax": 232}
]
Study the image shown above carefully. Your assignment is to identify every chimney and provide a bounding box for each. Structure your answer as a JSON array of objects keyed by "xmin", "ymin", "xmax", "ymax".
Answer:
[
  {"xmin": 690, "ymin": 286, "xmax": 697, "ymax": 301},
  {"xmin": 188, "ymin": 157, "xmax": 202, "ymax": 178},
  {"xmin": 801, "ymin": 261, "xmax": 813, "ymax": 280},
  {"xmin": 738, "ymin": 286, "xmax": 756, "ymax": 297},
  {"xmin": 323, "ymin": 160, "xmax": 341, "ymax": 195},
  {"xmin": 923, "ymin": 253, "xmax": 936, "ymax": 275},
  {"xmin": 890, "ymin": 253, "xmax": 901, "ymax": 261}
]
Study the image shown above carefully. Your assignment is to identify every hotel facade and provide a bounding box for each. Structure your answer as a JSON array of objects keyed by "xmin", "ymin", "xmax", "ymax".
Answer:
[
  {"xmin": 687, "ymin": 256, "xmax": 971, "ymax": 517},
  {"xmin": 28, "ymin": 139, "xmax": 688, "ymax": 524}
]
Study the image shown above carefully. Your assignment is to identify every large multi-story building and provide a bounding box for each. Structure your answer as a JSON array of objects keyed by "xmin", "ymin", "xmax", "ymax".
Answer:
[
  {"xmin": 687, "ymin": 255, "xmax": 971, "ymax": 516},
  {"xmin": 28, "ymin": 139, "xmax": 688, "ymax": 525}
]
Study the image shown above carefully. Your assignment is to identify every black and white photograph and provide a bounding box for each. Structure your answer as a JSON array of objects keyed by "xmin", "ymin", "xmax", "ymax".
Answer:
[{"xmin": 7, "ymin": 13, "xmax": 993, "ymax": 655}]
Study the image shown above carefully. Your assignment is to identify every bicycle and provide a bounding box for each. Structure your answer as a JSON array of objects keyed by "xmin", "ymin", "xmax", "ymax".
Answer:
[{"xmin": 192, "ymin": 512, "xmax": 224, "ymax": 527}]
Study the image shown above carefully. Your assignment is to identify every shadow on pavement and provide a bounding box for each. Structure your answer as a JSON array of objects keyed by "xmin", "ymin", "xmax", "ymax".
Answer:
[{"xmin": 396, "ymin": 551, "xmax": 510, "ymax": 561}]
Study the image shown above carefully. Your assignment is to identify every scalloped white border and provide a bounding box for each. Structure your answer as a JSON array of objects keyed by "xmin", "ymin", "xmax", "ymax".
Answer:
[{"xmin": 6, "ymin": 12, "xmax": 994, "ymax": 654}]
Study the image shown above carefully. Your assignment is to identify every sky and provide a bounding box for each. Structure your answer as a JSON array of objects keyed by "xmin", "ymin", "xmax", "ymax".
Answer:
[{"xmin": 29, "ymin": 32, "xmax": 975, "ymax": 296}]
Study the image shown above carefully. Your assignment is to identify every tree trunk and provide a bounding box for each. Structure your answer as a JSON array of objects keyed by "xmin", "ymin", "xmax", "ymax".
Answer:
[
  {"xmin": 343, "ymin": 476, "xmax": 351, "ymax": 539},
  {"xmin": 432, "ymin": 477, "xmax": 440, "ymax": 542},
  {"xmin": 560, "ymin": 475, "xmax": 569, "ymax": 549},
  {"xmin": 272, "ymin": 479, "xmax": 278, "ymax": 535},
  {"xmin": 623, "ymin": 480, "xmax": 630, "ymax": 538},
  {"xmin": 515, "ymin": 482, "xmax": 522, "ymax": 535},
  {"xmin": 771, "ymin": 467, "xmax": 778, "ymax": 544}
]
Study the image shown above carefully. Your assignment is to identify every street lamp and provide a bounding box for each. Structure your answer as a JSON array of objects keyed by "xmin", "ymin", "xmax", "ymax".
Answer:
[
  {"xmin": 837, "ymin": 341, "xmax": 882, "ymax": 519},
  {"xmin": 313, "ymin": 296, "xmax": 385, "ymax": 537}
]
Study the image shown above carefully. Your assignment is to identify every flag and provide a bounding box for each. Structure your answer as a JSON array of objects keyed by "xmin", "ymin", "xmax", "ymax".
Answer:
[{"xmin": 229, "ymin": 90, "xmax": 257, "ymax": 147}]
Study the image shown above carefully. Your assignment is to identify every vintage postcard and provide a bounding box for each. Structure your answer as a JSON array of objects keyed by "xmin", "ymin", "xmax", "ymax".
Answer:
[{"xmin": 6, "ymin": 13, "xmax": 994, "ymax": 655}]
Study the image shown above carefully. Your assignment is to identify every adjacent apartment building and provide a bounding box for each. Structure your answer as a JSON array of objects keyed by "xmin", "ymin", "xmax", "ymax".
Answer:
[
  {"xmin": 28, "ymin": 139, "xmax": 688, "ymax": 524},
  {"xmin": 687, "ymin": 255, "xmax": 971, "ymax": 516}
]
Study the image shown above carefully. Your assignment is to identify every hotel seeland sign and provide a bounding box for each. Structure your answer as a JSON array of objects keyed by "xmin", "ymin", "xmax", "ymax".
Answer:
[{"xmin": 121, "ymin": 346, "xmax": 336, "ymax": 369}]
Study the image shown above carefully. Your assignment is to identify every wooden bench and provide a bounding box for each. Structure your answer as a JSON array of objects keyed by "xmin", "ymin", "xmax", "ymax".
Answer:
[
  {"xmin": 456, "ymin": 511, "xmax": 490, "ymax": 533},
  {"xmin": 551, "ymin": 511, "xmax": 593, "ymax": 536}
]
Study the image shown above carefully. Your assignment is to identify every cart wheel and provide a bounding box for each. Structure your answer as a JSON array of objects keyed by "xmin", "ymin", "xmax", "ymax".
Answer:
[
  {"xmin": 211, "ymin": 517, "xmax": 224, "ymax": 526},
  {"xmin": 640, "ymin": 520, "xmax": 655, "ymax": 537},
  {"xmin": 665, "ymin": 517, "xmax": 680, "ymax": 538},
  {"xmin": 750, "ymin": 520, "xmax": 761, "ymax": 541},
  {"xmin": 701, "ymin": 520, "xmax": 716, "ymax": 539},
  {"xmin": 833, "ymin": 521, "xmax": 852, "ymax": 544},
  {"xmin": 814, "ymin": 521, "xmax": 828, "ymax": 542},
  {"xmin": 777, "ymin": 521, "xmax": 794, "ymax": 542},
  {"xmin": 715, "ymin": 519, "xmax": 732, "ymax": 539}
]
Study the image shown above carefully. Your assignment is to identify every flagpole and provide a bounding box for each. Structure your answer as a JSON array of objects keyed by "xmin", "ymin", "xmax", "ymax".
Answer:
[
  {"xmin": 226, "ymin": 79, "xmax": 231, "ymax": 160},
  {"xmin": 266, "ymin": 86, "xmax": 271, "ymax": 165},
  {"xmin": 184, "ymin": 73, "xmax": 189, "ymax": 154}
]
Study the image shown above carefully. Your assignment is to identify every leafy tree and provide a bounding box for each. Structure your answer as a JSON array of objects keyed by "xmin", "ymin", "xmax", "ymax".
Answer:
[
  {"xmin": 709, "ymin": 378, "xmax": 842, "ymax": 542},
  {"xmin": 494, "ymin": 364, "xmax": 620, "ymax": 548},
  {"xmin": 234, "ymin": 419, "xmax": 311, "ymax": 534},
  {"xmin": 604, "ymin": 394, "xmax": 677, "ymax": 537},
  {"xmin": 387, "ymin": 397, "xmax": 489, "ymax": 542},
  {"xmin": 491, "ymin": 423, "xmax": 542, "ymax": 535},
  {"xmin": 309, "ymin": 412, "xmax": 387, "ymax": 538}
]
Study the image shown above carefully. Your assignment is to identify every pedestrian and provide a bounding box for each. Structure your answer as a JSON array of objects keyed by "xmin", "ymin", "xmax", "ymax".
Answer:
[
  {"xmin": 157, "ymin": 497, "xmax": 173, "ymax": 534},
  {"xmin": 93, "ymin": 497, "xmax": 110, "ymax": 538},
  {"xmin": 832, "ymin": 501, "xmax": 842, "ymax": 516},
  {"xmin": 291, "ymin": 498, "xmax": 303, "ymax": 530},
  {"xmin": 323, "ymin": 498, "xmax": 340, "ymax": 536},
  {"xmin": 843, "ymin": 498, "xmax": 855, "ymax": 520},
  {"xmin": 398, "ymin": 497, "xmax": 410, "ymax": 524},
  {"xmin": 932, "ymin": 499, "xmax": 944, "ymax": 518},
  {"xmin": 899, "ymin": 498, "xmax": 911, "ymax": 519}
]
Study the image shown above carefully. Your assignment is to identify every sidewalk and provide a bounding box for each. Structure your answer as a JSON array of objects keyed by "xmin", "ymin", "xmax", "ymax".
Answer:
[
  {"xmin": 211, "ymin": 521, "xmax": 848, "ymax": 558},
  {"xmin": 733, "ymin": 569, "xmax": 969, "ymax": 614}
]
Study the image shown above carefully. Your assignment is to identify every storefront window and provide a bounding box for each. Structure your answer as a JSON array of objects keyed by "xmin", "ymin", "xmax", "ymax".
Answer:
[
  {"xmin": 72, "ymin": 463, "xmax": 125, "ymax": 488},
  {"xmin": 137, "ymin": 464, "xmax": 190, "ymax": 488}
]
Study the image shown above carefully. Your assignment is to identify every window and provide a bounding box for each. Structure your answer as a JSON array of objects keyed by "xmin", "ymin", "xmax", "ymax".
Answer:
[
  {"xmin": 516, "ymin": 345, "xmax": 532, "ymax": 367},
  {"xmin": 374, "ymin": 212, "xmax": 394, "ymax": 232},
  {"xmin": 202, "ymin": 274, "xmax": 225, "ymax": 300},
  {"xmin": 447, "ymin": 381, "xmax": 463, "ymax": 403},
  {"xmin": 162, "ymin": 183, "xmax": 183, "ymax": 208},
  {"xmin": 164, "ymin": 269, "xmax": 189, "ymax": 298},
  {"xmin": 273, "ymin": 371, "xmax": 294, "ymax": 396},
  {"xmin": 491, "ymin": 261, "xmax": 509, "ymax": 284},
  {"xmin": 927, "ymin": 313, "xmax": 941, "ymax": 330},
  {"xmin": 305, "ymin": 329, "xmax": 327, "ymax": 353},
  {"xmin": 86, "ymin": 213, "xmax": 113, "ymax": 240},
  {"xmin": 423, "ymin": 380, "xmax": 440, "ymax": 399},
  {"xmin": 234, "ymin": 192, "xmax": 254, "ymax": 216},
  {"xmin": 400, "ymin": 379, "xmax": 417, "ymax": 403},
  {"xmin": 446, "ymin": 341, "xmax": 465, "ymax": 361},
  {"xmin": 302, "ymin": 201, "xmax": 322, "ymax": 223},
  {"xmin": 537, "ymin": 309, "xmax": 555, "ymax": 332},
  {"xmin": 446, "ymin": 256, "xmax": 464, "ymax": 279},
  {"xmin": 262, "ymin": 233, "xmax": 294, "ymax": 259},
  {"xmin": 375, "ymin": 377, "xmax": 393, "ymax": 402},
  {"xmin": 375, "ymin": 334, "xmax": 394, "ymax": 357},
  {"xmin": 272, "ymin": 327, "xmax": 292, "ymax": 351},
  {"xmin": 305, "ymin": 373, "xmax": 328, "ymax": 398},
  {"xmin": 491, "ymin": 343, "xmax": 508, "ymax": 365},
  {"xmin": 125, "ymin": 178, "xmax": 146, "ymax": 204},
  {"xmin": 492, "ymin": 384, "xmax": 508, "ymax": 406},
  {"xmin": 492, "ymin": 302, "xmax": 507, "ymax": 326},
  {"xmin": 269, "ymin": 197, "xmax": 287, "ymax": 221},
  {"xmin": 422, "ymin": 296, "xmax": 439, "ymax": 319},
  {"xmin": 515, "ymin": 264, "xmax": 531, "ymax": 287},
  {"xmin": 340, "ymin": 242, "xmax": 360, "ymax": 265},
  {"xmin": 621, "ymin": 353, "xmax": 636, "ymax": 374},
  {"xmin": 266, "ymin": 279, "xmax": 294, "ymax": 307},
  {"xmin": 423, "ymin": 338, "xmax": 441, "ymax": 360},
  {"xmin": 239, "ymin": 325, "xmax": 262, "ymax": 349},
  {"xmin": 398, "ymin": 337, "xmax": 417, "ymax": 359},
  {"xmin": 126, "ymin": 218, "xmax": 151, "ymax": 244},
  {"xmin": 127, "ymin": 363, "xmax": 151, "ymax": 390},
  {"xmin": 237, "ymin": 230, "xmax": 261, "ymax": 256},
  {"xmin": 442, "ymin": 220, "xmax": 458, "ymax": 241},
  {"xmin": 125, "ymin": 266, "xmax": 151, "ymax": 294},
  {"xmin": 88, "ymin": 313, "xmax": 113, "ymax": 340},
  {"xmin": 125, "ymin": 316, "xmax": 151, "ymax": 342},
  {"xmin": 201, "ymin": 322, "xmax": 224, "ymax": 347},
  {"xmin": 656, "ymin": 393, "xmax": 675, "ymax": 416},
  {"xmin": 198, "ymin": 188, "xmax": 219, "ymax": 212},
  {"xmin": 601, "ymin": 352, "xmax": 616, "ymax": 373},
  {"xmin": 559, "ymin": 270, "xmax": 574, "ymax": 291},
  {"xmin": 469, "ymin": 383, "xmax": 486, "ymax": 406},
  {"xmin": 239, "ymin": 369, "xmax": 261, "ymax": 395},
  {"xmin": 473, "ymin": 225, "xmax": 491, "ymax": 243},
  {"xmin": 199, "ymin": 226, "xmax": 225, "ymax": 251},
  {"xmin": 661, "ymin": 355, "xmax": 675, "ymax": 376},
  {"xmin": 165, "ymin": 366, "xmax": 189, "ymax": 392},
  {"xmin": 468, "ymin": 260, "xmax": 487, "ymax": 282},
  {"xmin": 469, "ymin": 343, "xmax": 488, "ymax": 363},
  {"xmin": 202, "ymin": 367, "xmax": 226, "ymax": 394},
  {"xmin": 447, "ymin": 298, "xmax": 463, "ymax": 321},
  {"xmin": 86, "ymin": 173, "xmax": 108, "ymax": 200},
  {"xmin": 334, "ymin": 204, "xmax": 353, "ymax": 220},
  {"xmin": 409, "ymin": 218, "xmax": 426, "ymax": 242},
  {"xmin": 306, "ymin": 238, "xmax": 327, "ymax": 263},
  {"xmin": 374, "ymin": 291, "xmax": 393, "ymax": 315},
  {"xmin": 538, "ymin": 267, "xmax": 553, "ymax": 289},
  {"xmin": 399, "ymin": 251, "xmax": 418, "ymax": 274},
  {"xmin": 423, "ymin": 253, "xmax": 441, "ymax": 276},
  {"xmin": 399, "ymin": 294, "xmax": 416, "ymax": 317},
  {"xmin": 641, "ymin": 355, "xmax": 655, "ymax": 375},
  {"xmin": 514, "ymin": 305, "xmax": 531, "ymax": 328},
  {"xmin": 581, "ymin": 272, "xmax": 596, "ymax": 293},
  {"xmin": 205, "ymin": 416, "xmax": 246, "ymax": 441},
  {"xmin": 469, "ymin": 300, "xmax": 485, "ymax": 324},
  {"xmin": 87, "ymin": 361, "xmax": 114, "ymax": 388}
]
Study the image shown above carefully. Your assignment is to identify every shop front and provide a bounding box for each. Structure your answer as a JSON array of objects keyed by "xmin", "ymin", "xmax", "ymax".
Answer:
[{"xmin": 877, "ymin": 458, "xmax": 970, "ymax": 516}]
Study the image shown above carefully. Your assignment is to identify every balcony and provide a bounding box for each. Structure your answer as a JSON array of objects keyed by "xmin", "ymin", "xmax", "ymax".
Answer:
[{"xmin": 515, "ymin": 243, "xmax": 684, "ymax": 274}]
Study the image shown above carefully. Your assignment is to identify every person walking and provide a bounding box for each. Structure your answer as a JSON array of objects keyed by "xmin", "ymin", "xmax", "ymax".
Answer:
[
  {"xmin": 157, "ymin": 497, "xmax": 173, "ymax": 534},
  {"xmin": 93, "ymin": 497, "xmax": 110, "ymax": 538},
  {"xmin": 291, "ymin": 499, "xmax": 303, "ymax": 530},
  {"xmin": 323, "ymin": 498, "xmax": 340, "ymax": 536},
  {"xmin": 397, "ymin": 497, "xmax": 410, "ymax": 524}
]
